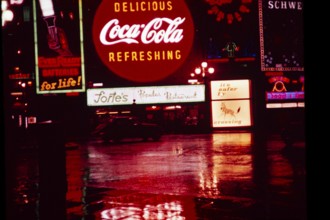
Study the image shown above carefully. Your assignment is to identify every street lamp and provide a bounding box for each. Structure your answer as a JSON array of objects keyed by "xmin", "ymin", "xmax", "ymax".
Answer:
[
  {"xmin": 188, "ymin": 61, "xmax": 215, "ymax": 133},
  {"xmin": 188, "ymin": 61, "xmax": 214, "ymax": 84}
]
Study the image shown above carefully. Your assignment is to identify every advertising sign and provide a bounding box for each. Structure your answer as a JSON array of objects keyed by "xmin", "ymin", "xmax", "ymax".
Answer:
[
  {"xmin": 210, "ymin": 79, "xmax": 252, "ymax": 128},
  {"xmin": 92, "ymin": 0, "xmax": 194, "ymax": 82},
  {"xmin": 264, "ymin": 72, "xmax": 304, "ymax": 108},
  {"xmin": 259, "ymin": 0, "xmax": 304, "ymax": 71},
  {"xmin": 212, "ymin": 100, "xmax": 252, "ymax": 128},
  {"xmin": 34, "ymin": 0, "xmax": 85, "ymax": 94},
  {"xmin": 211, "ymin": 80, "xmax": 251, "ymax": 100},
  {"xmin": 87, "ymin": 85, "xmax": 205, "ymax": 106}
]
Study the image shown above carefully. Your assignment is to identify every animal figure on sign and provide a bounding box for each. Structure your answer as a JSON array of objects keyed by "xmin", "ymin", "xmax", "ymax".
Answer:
[{"xmin": 220, "ymin": 103, "xmax": 240, "ymax": 118}]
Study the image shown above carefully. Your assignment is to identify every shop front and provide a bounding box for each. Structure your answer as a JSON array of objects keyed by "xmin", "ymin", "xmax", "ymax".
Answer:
[
  {"xmin": 87, "ymin": 80, "xmax": 255, "ymax": 134},
  {"xmin": 87, "ymin": 84, "xmax": 213, "ymax": 134}
]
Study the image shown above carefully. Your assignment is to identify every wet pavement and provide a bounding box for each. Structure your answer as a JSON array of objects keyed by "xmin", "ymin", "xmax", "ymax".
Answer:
[{"xmin": 5, "ymin": 131, "xmax": 307, "ymax": 220}]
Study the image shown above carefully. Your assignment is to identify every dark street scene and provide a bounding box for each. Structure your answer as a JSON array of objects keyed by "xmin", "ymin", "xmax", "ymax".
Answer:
[
  {"xmin": 6, "ymin": 131, "xmax": 307, "ymax": 220},
  {"xmin": 2, "ymin": 0, "xmax": 307, "ymax": 220}
]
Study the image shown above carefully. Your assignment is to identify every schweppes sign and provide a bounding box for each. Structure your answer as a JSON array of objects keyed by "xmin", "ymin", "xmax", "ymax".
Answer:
[{"xmin": 92, "ymin": 0, "xmax": 195, "ymax": 82}]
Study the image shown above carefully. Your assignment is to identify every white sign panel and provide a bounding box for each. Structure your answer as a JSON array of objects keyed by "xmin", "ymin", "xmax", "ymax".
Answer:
[
  {"xmin": 211, "ymin": 80, "xmax": 251, "ymax": 100},
  {"xmin": 212, "ymin": 100, "xmax": 252, "ymax": 128},
  {"xmin": 87, "ymin": 85, "xmax": 205, "ymax": 106}
]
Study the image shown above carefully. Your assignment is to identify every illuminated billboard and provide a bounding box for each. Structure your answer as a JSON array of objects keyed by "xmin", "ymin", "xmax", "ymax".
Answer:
[
  {"xmin": 92, "ymin": 0, "xmax": 194, "ymax": 82},
  {"xmin": 210, "ymin": 79, "xmax": 252, "ymax": 128},
  {"xmin": 264, "ymin": 71, "xmax": 304, "ymax": 108},
  {"xmin": 87, "ymin": 85, "xmax": 205, "ymax": 106},
  {"xmin": 211, "ymin": 79, "xmax": 251, "ymax": 100},
  {"xmin": 259, "ymin": 0, "xmax": 304, "ymax": 71},
  {"xmin": 33, "ymin": 0, "xmax": 85, "ymax": 94},
  {"xmin": 212, "ymin": 100, "xmax": 252, "ymax": 128}
]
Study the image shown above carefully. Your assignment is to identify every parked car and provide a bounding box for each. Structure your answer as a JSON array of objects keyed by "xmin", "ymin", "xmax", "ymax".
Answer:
[{"xmin": 93, "ymin": 116, "xmax": 163, "ymax": 143}]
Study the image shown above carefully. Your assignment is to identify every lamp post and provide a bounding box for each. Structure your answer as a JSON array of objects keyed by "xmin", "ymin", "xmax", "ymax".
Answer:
[
  {"xmin": 188, "ymin": 61, "xmax": 215, "ymax": 84},
  {"xmin": 188, "ymin": 61, "xmax": 214, "ymax": 132}
]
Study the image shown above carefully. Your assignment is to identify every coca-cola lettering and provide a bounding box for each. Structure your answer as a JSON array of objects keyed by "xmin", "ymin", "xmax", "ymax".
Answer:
[
  {"xmin": 94, "ymin": 90, "xmax": 129, "ymax": 104},
  {"xmin": 141, "ymin": 17, "xmax": 184, "ymax": 44},
  {"xmin": 92, "ymin": 0, "xmax": 194, "ymax": 82},
  {"xmin": 109, "ymin": 50, "xmax": 181, "ymax": 62},
  {"xmin": 100, "ymin": 17, "xmax": 185, "ymax": 45},
  {"xmin": 100, "ymin": 19, "xmax": 139, "ymax": 45},
  {"xmin": 114, "ymin": 1, "xmax": 173, "ymax": 13}
]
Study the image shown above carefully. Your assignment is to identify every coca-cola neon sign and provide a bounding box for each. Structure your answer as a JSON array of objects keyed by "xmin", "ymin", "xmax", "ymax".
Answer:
[
  {"xmin": 92, "ymin": 0, "xmax": 194, "ymax": 83},
  {"xmin": 99, "ymin": 17, "xmax": 185, "ymax": 45}
]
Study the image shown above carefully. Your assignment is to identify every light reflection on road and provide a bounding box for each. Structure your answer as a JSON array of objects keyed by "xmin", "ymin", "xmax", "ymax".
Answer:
[
  {"xmin": 73, "ymin": 133, "xmax": 255, "ymax": 219},
  {"xmin": 83, "ymin": 133, "xmax": 253, "ymax": 198},
  {"xmin": 100, "ymin": 200, "xmax": 185, "ymax": 220},
  {"xmin": 10, "ymin": 132, "xmax": 307, "ymax": 219}
]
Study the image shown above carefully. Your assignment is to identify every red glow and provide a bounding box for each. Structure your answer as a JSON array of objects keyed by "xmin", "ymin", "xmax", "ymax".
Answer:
[
  {"xmin": 66, "ymin": 92, "xmax": 80, "ymax": 96},
  {"xmin": 205, "ymin": 0, "xmax": 252, "ymax": 24},
  {"xmin": 234, "ymin": 57, "xmax": 256, "ymax": 62},
  {"xmin": 146, "ymin": 106, "xmax": 161, "ymax": 111},
  {"xmin": 208, "ymin": 58, "xmax": 230, "ymax": 63},
  {"xmin": 265, "ymin": 71, "xmax": 283, "ymax": 77},
  {"xmin": 92, "ymin": 0, "xmax": 194, "ymax": 82}
]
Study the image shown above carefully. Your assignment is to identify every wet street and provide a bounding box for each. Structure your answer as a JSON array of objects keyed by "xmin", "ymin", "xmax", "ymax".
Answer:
[{"xmin": 6, "ymin": 132, "xmax": 307, "ymax": 220}]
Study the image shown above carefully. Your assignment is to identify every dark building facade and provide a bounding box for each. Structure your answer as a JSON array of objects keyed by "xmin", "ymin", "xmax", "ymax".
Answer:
[{"xmin": 2, "ymin": 0, "xmax": 304, "ymax": 137}]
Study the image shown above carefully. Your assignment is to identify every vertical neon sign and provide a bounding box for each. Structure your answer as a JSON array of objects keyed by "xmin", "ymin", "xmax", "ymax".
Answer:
[{"xmin": 33, "ymin": 0, "xmax": 85, "ymax": 94}]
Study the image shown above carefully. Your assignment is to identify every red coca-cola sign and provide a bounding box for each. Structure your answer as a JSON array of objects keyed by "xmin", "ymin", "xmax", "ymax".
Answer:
[{"xmin": 92, "ymin": 0, "xmax": 194, "ymax": 82}]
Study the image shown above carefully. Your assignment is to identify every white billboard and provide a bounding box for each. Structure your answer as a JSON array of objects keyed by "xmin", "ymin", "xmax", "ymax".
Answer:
[
  {"xmin": 212, "ymin": 100, "xmax": 252, "ymax": 128},
  {"xmin": 211, "ymin": 80, "xmax": 251, "ymax": 100},
  {"xmin": 87, "ymin": 85, "xmax": 205, "ymax": 106}
]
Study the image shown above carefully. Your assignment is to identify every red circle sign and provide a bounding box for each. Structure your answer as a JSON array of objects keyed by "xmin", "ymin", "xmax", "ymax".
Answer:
[{"xmin": 93, "ymin": 0, "xmax": 194, "ymax": 82}]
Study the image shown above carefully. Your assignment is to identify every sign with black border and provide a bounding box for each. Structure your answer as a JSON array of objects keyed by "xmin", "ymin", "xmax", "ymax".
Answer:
[{"xmin": 258, "ymin": 0, "xmax": 304, "ymax": 71}]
